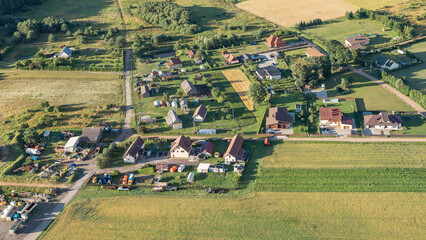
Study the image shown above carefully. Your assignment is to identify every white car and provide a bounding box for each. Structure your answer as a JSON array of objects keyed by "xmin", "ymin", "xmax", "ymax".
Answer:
[
  {"xmin": 146, "ymin": 151, "xmax": 152, "ymax": 157},
  {"xmin": 178, "ymin": 165, "xmax": 185, "ymax": 172},
  {"xmin": 118, "ymin": 186, "xmax": 129, "ymax": 191}
]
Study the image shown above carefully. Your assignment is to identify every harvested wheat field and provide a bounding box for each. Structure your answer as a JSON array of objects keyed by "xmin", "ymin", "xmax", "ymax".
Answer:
[
  {"xmin": 222, "ymin": 69, "xmax": 254, "ymax": 111},
  {"xmin": 237, "ymin": 0, "xmax": 359, "ymax": 27}
]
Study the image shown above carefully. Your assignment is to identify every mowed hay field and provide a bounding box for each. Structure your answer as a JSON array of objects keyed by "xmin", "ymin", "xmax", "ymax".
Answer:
[
  {"xmin": 41, "ymin": 192, "xmax": 426, "ymax": 240},
  {"xmin": 237, "ymin": 0, "xmax": 407, "ymax": 27},
  {"xmin": 0, "ymin": 71, "xmax": 123, "ymax": 118},
  {"xmin": 222, "ymin": 69, "xmax": 254, "ymax": 111},
  {"xmin": 261, "ymin": 142, "xmax": 426, "ymax": 168}
]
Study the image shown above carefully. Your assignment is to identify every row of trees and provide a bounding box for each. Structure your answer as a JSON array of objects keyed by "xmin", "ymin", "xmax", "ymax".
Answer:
[
  {"xmin": 135, "ymin": 1, "xmax": 200, "ymax": 34},
  {"xmin": 294, "ymin": 19, "xmax": 323, "ymax": 29},
  {"xmin": 0, "ymin": 0, "xmax": 42, "ymax": 16},
  {"xmin": 192, "ymin": 33, "xmax": 241, "ymax": 50},
  {"xmin": 381, "ymin": 71, "xmax": 425, "ymax": 109},
  {"xmin": 345, "ymin": 8, "xmax": 415, "ymax": 39},
  {"xmin": 12, "ymin": 17, "xmax": 69, "ymax": 43}
]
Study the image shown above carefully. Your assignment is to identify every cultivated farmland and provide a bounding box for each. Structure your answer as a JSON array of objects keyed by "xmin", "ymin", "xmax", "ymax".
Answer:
[
  {"xmin": 40, "ymin": 192, "xmax": 426, "ymax": 239},
  {"xmin": 222, "ymin": 69, "xmax": 254, "ymax": 111},
  {"xmin": 261, "ymin": 142, "xmax": 426, "ymax": 169}
]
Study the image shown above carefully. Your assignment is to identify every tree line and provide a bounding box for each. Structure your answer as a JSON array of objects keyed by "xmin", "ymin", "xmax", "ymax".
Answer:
[
  {"xmin": 135, "ymin": 1, "xmax": 201, "ymax": 34},
  {"xmin": 0, "ymin": 0, "xmax": 42, "ymax": 16}
]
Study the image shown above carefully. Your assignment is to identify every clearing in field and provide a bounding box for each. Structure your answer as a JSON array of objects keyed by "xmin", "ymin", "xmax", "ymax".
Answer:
[
  {"xmin": 222, "ymin": 69, "xmax": 254, "ymax": 111},
  {"xmin": 237, "ymin": 0, "xmax": 359, "ymax": 27},
  {"xmin": 40, "ymin": 192, "xmax": 426, "ymax": 239},
  {"xmin": 261, "ymin": 142, "xmax": 426, "ymax": 169}
]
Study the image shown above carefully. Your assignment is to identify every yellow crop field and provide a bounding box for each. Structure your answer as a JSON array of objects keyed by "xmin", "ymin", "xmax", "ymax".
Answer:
[
  {"xmin": 222, "ymin": 69, "xmax": 254, "ymax": 111},
  {"xmin": 237, "ymin": 0, "xmax": 359, "ymax": 27},
  {"xmin": 40, "ymin": 192, "xmax": 426, "ymax": 239}
]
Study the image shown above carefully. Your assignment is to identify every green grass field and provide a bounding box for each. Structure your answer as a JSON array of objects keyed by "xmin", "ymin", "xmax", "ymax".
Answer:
[
  {"xmin": 324, "ymin": 72, "xmax": 413, "ymax": 111},
  {"xmin": 261, "ymin": 141, "xmax": 426, "ymax": 169},
  {"xmin": 393, "ymin": 41, "xmax": 426, "ymax": 93},
  {"xmin": 40, "ymin": 192, "xmax": 426, "ymax": 239},
  {"xmin": 303, "ymin": 19, "xmax": 396, "ymax": 46}
]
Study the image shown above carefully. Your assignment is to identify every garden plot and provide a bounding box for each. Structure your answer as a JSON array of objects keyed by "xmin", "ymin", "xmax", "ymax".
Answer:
[{"xmin": 222, "ymin": 69, "xmax": 254, "ymax": 111}]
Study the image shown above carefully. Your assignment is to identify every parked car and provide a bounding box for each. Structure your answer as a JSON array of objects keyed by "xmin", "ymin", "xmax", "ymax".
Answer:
[
  {"xmin": 118, "ymin": 186, "xmax": 129, "ymax": 191},
  {"xmin": 158, "ymin": 151, "xmax": 163, "ymax": 157},
  {"xmin": 178, "ymin": 165, "xmax": 185, "ymax": 172},
  {"xmin": 146, "ymin": 151, "xmax": 152, "ymax": 157}
]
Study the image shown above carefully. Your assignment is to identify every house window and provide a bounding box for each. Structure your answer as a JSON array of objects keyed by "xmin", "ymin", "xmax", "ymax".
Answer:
[{"xmin": 181, "ymin": 150, "xmax": 185, "ymax": 153}]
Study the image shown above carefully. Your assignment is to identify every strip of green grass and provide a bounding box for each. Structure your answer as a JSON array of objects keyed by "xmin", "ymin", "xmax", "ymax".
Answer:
[{"xmin": 255, "ymin": 168, "xmax": 426, "ymax": 192}]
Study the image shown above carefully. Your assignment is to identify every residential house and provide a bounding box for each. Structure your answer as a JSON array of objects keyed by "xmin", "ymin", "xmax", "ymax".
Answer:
[
  {"xmin": 344, "ymin": 35, "xmax": 370, "ymax": 50},
  {"xmin": 319, "ymin": 108, "xmax": 353, "ymax": 129},
  {"xmin": 166, "ymin": 58, "xmax": 182, "ymax": 69},
  {"xmin": 266, "ymin": 35, "xmax": 286, "ymax": 48},
  {"xmin": 193, "ymin": 104, "xmax": 207, "ymax": 122},
  {"xmin": 123, "ymin": 137, "xmax": 145, "ymax": 163},
  {"xmin": 224, "ymin": 134, "xmax": 245, "ymax": 165},
  {"xmin": 140, "ymin": 85, "xmax": 150, "ymax": 98},
  {"xmin": 180, "ymin": 98, "xmax": 189, "ymax": 113},
  {"xmin": 165, "ymin": 109, "xmax": 183, "ymax": 129},
  {"xmin": 199, "ymin": 141, "xmax": 214, "ymax": 157},
  {"xmin": 58, "ymin": 46, "xmax": 73, "ymax": 58},
  {"xmin": 364, "ymin": 112, "xmax": 402, "ymax": 130},
  {"xmin": 376, "ymin": 55, "xmax": 399, "ymax": 70},
  {"xmin": 255, "ymin": 66, "xmax": 282, "ymax": 80},
  {"xmin": 266, "ymin": 107, "xmax": 293, "ymax": 130},
  {"xmin": 181, "ymin": 80, "xmax": 198, "ymax": 96},
  {"xmin": 170, "ymin": 135, "xmax": 192, "ymax": 158},
  {"xmin": 80, "ymin": 127, "xmax": 102, "ymax": 144},
  {"xmin": 305, "ymin": 47, "xmax": 326, "ymax": 57},
  {"xmin": 240, "ymin": 54, "xmax": 253, "ymax": 63},
  {"xmin": 188, "ymin": 50, "xmax": 196, "ymax": 58},
  {"xmin": 226, "ymin": 54, "xmax": 239, "ymax": 65}
]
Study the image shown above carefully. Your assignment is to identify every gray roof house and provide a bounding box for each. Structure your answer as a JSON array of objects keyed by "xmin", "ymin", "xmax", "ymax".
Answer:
[
  {"xmin": 165, "ymin": 109, "xmax": 183, "ymax": 129},
  {"xmin": 123, "ymin": 137, "xmax": 145, "ymax": 163},
  {"xmin": 375, "ymin": 55, "xmax": 399, "ymax": 70},
  {"xmin": 80, "ymin": 127, "xmax": 102, "ymax": 144},
  {"xmin": 141, "ymin": 85, "xmax": 150, "ymax": 98},
  {"xmin": 255, "ymin": 66, "xmax": 282, "ymax": 80},
  {"xmin": 181, "ymin": 80, "xmax": 198, "ymax": 96},
  {"xmin": 180, "ymin": 98, "xmax": 189, "ymax": 113},
  {"xmin": 58, "ymin": 46, "xmax": 73, "ymax": 58}
]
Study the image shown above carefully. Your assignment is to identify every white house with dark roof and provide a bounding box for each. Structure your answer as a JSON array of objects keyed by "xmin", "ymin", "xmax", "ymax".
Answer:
[
  {"xmin": 58, "ymin": 46, "xmax": 73, "ymax": 58},
  {"xmin": 364, "ymin": 112, "xmax": 402, "ymax": 130},
  {"xmin": 123, "ymin": 137, "xmax": 145, "ymax": 163},
  {"xmin": 255, "ymin": 66, "xmax": 282, "ymax": 80},
  {"xmin": 224, "ymin": 134, "xmax": 245, "ymax": 165},
  {"xmin": 193, "ymin": 104, "xmax": 207, "ymax": 122},
  {"xmin": 170, "ymin": 135, "xmax": 192, "ymax": 158}
]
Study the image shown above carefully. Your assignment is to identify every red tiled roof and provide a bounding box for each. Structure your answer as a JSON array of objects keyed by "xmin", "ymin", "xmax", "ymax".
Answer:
[{"xmin": 320, "ymin": 108, "xmax": 343, "ymax": 121}]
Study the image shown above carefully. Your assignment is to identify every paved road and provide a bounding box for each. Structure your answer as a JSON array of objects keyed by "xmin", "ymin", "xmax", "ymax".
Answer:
[
  {"xmin": 113, "ymin": 49, "xmax": 135, "ymax": 144},
  {"xmin": 348, "ymin": 65, "xmax": 425, "ymax": 115}
]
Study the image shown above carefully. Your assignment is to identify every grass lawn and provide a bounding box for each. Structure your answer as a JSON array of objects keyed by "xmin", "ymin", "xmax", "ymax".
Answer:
[
  {"xmin": 392, "ymin": 113, "xmax": 426, "ymax": 135},
  {"xmin": 0, "ymin": 70, "xmax": 123, "ymax": 130},
  {"xmin": 269, "ymin": 92, "xmax": 308, "ymax": 134},
  {"xmin": 324, "ymin": 72, "xmax": 413, "ymax": 111},
  {"xmin": 392, "ymin": 41, "xmax": 426, "ymax": 93},
  {"xmin": 40, "ymin": 191, "xmax": 426, "ymax": 239},
  {"xmin": 303, "ymin": 19, "xmax": 396, "ymax": 46}
]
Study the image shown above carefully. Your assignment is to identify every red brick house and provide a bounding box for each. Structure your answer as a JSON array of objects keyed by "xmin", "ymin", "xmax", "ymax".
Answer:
[{"xmin": 266, "ymin": 35, "xmax": 286, "ymax": 48}]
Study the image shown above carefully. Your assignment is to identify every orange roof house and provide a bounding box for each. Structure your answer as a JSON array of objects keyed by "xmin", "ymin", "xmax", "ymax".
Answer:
[{"xmin": 266, "ymin": 35, "xmax": 286, "ymax": 48}]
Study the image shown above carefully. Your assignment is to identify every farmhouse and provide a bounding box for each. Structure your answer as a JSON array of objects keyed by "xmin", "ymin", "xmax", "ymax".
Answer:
[
  {"xmin": 181, "ymin": 80, "xmax": 198, "ymax": 96},
  {"xmin": 123, "ymin": 137, "xmax": 145, "ymax": 163},
  {"xmin": 165, "ymin": 109, "xmax": 183, "ymax": 129},
  {"xmin": 225, "ymin": 54, "xmax": 240, "ymax": 65},
  {"xmin": 140, "ymin": 85, "xmax": 150, "ymax": 98},
  {"xmin": 193, "ymin": 104, "xmax": 207, "ymax": 122},
  {"xmin": 58, "ymin": 46, "xmax": 73, "ymax": 58},
  {"xmin": 305, "ymin": 47, "xmax": 326, "ymax": 57},
  {"xmin": 170, "ymin": 135, "xmax": 192, "ymax": 158},
  {"xmin": 344, "ymin": 35, "xmax": 370, "ymax": 50},
  {"xmin": 180, "ymin": 98, "xmax": 189, "ymax": 113},
  {"xmin": 167, "ymin": 58, "xmax": 182, "ymax": 69},
  {"xmin": 224, "ymin": 134, "xmax": 245, "ymax": 165},
  {"xmin": 319, "ymin": 108, "xmax": 353, "ymax": 129},
  {"xmin": 255, "ymin": 66, "xmax": 282, "ymax": 80},
  {"xmin": 188, "ymin": 50, "xmax": 196, "ymax": 58},
  {"xmin": 80, "ymin": 127, "xmax": 102, "ymax": 144},
  {"xmin": 194, "ymin": 57, "xmax": 203, "ymax": 65},
  {"xmin": 364, "ymin": 112, "xmax": 402, "ymax": 130},
  {"xmin": 375, "ymin": 55, "xmax": 399, "ymax": 70},
  {"xmin": 64, "ymin": 136, "xmax": 80, "ymax": 153},
  {"xmin": 266, "ymin": 107, "xmax": 293, "ymax": 130},
  {"xmin": 266, "ymin": 35, "xmax": 286, "ymax": 48}
]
